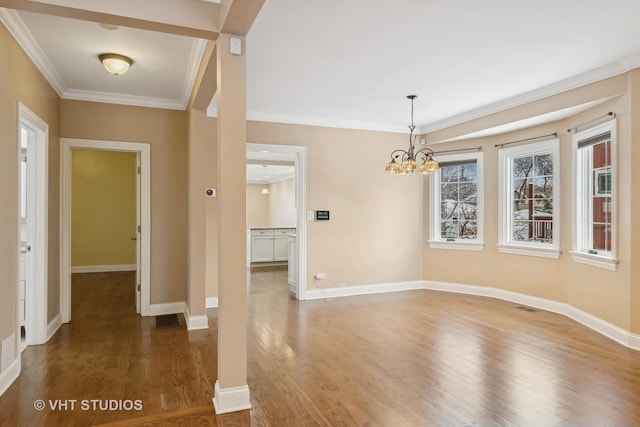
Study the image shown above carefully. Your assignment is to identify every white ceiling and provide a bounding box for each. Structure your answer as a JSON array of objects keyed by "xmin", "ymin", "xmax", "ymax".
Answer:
[
  {"xmin": 2, "ymin": 1, "xmax": 640, "ymax": 136},
  {"xmin": 246, "ymin": 163, "xmax": 295, "ymax": 184}
]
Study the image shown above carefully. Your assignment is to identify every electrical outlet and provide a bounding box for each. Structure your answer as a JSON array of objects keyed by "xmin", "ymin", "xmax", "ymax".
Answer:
[
  {"xmin": 315, "ymin": 273, "xmax": 326, "ymax": 280},
  {"xmin": 338, "ymin": 282, "xmax": 346, "ymax": 288}
]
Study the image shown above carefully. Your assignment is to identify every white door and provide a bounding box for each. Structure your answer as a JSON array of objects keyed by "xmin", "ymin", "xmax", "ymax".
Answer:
[{"xmin": 135, "ymin": 154, "xmax": 141, "ymax": 314}]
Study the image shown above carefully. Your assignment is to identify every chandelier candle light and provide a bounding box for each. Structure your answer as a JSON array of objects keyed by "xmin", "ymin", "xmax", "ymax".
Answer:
[{"xmin": 386, "ymin": 95, "xmax": 439, "ymax": 175}]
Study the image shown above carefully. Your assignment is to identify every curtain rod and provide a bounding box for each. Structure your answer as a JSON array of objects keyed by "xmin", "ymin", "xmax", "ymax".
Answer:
[
  {"xmin": 494, "ymin": 133, "xmax": 557, "ymax": 148},
  {"xmin": 567, "ymin": 111, "xmax": 616, "ymax": 133},
  {"xmin": 432, "ymin": 146, "xmax": 482, "ymax": 155}
]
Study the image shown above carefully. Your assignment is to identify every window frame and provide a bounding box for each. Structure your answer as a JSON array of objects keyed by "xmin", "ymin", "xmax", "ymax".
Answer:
[
  {"xmin": 498, "ymin": 138, "xmax": 560, "ymax": 259},
  {"xmin": 570, "ymin": 120, "xmax": 617, "ymax": 271},
  {"xmin": 428, "ymin": 151, "xmax": 484, "ymax": 251}
]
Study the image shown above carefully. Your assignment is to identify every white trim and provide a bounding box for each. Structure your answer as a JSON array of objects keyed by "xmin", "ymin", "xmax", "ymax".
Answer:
[
  {"xmin": 149, "ymin": 302, "xmax": 186, "ymax": 317},
  {"xmin": 206, "ymin": 297, "xmax": 219, "ymax": 308},
  {"xmin": 0, "ymin": 9, "xmax": 205, "ymax": 111},
  {"xmin": 304, "ymin": 281, "xmax": 424, "ymax": 300},
  {"xmin": 71, "ymin": 264, "xmax": 136, "ymax": 273},
  {"xmin": 0, "ymin": 9, "xmax": 66, "ymax": 97},
  {"xmin": 569, "ymin": 251, "xmax": 618, "ymax": 271},
  {"xmin": 180, "ymin": 38, "xmax": 208, "ymax": 109},
  {"xmin": 46, "ymin": 312, "xmax": 62, "ymax": 341},
  {"xmin": 497, "ymin": 244, "xmax": 561, "ymax": 259},
  {"xmin": 428, "ymin": 151, "xmax": 484, "ymax": 247},
  {"xmin": 245, "ymin": 112, "xmax": 407, "ymax": 134},
  {"xmin": 0, "ymin": 358, "xmax": 20, "ymax": 397},
  {"xmin": 498, "ymin": 138, "xmax": 560, "ymax": 257},
  {"xmin": 247, "ymin": 143, "xmax": 307, "ymax": 301},
  {"xmin": 63, "ymin": 89, "xmax": 185, "ymax": 111},
  {"xmin": 571, "ymin": 120, "xmax": 617, "ymax": 270},
  {"xmin": 422, "ymin": 280, "xmax": 640, "ymax": 351},
  {"xmin": 428, "ymin": 241, "xmax": 484, "ymax": 251},
  {"xmin": 184, "ymin": 305, "xmax": 209, "ymax": 330},
  {"xmin": 60, "ymin": 138, "xmax": 151, "ymax": 322},
  {"xmin": 18, "ymin": 103, "xmax": 49, "ymax": 346},
  {"xmin": 212, "ymin": 381, "xmax": 251, "ymax": 414}
]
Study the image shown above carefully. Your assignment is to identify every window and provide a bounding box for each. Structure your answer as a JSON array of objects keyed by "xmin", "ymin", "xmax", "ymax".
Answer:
[
  {"xmin": 428, "ymin": 152, "xmax": 483, "ymax": 250},
  {"xmin": 570, "ymin": 120, "xmax": 617, "ymax": 270},
  {"xmin": 498, "ymin": 139, "xmax": 560, "ymax": 258}
]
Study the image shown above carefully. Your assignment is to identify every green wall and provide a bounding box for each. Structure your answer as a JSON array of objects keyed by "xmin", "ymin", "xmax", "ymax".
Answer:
[{"xmin": 71, "ymin": 149, "xmax": 137, "ymax": 267}]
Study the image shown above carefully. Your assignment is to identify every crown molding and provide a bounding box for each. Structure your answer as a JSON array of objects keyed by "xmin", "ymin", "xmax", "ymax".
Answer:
[
  {"xmin": 63, "ymin": 89, "xmax": 185, "ymax": 110},
  {"xmin": 420, "ymin": 54, "xmax": 640, "ymax": 134},
  {"xmin": 0, "ymin": 7, "xmax": 67, "ymax": 97},
  {"xmin": 180, "ymin": 38, "xmax": 207, "ymax": 109},
  {"xmin": 0, "ymin": 7, "xmax": 203, "ymax": 111},
  {"xmin": 245, "ymin": 111, "xmax": 408, "ymax": 134}
]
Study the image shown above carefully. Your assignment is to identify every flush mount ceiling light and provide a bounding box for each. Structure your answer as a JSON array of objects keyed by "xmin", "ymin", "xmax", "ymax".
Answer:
[
  {"xmin": 99, "ymin": 53, "xmax": 133, "ymax": 75},
  {"xmin": 386, "ymin": 95, "xmax": 439, "ymax": 175}
]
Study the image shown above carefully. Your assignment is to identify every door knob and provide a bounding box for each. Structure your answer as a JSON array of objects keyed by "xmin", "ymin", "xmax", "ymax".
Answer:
[{"xmin": 130, "ymin": 237, "xmax": 137, "ymax": 241}]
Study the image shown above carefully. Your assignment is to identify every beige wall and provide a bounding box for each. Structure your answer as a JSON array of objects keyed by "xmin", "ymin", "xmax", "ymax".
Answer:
[
  {"xmin": 268, "ymin": 179, "xmax": 296, "ymax": 227},
  {"xmin": 246, "ymin": 180, "xmax": 296, "ymax": 228},
  {"xmin": 423, "ymin": 74, "xmax": 636, "ymax": 332},
  {"xmin": 245, "ymin": 122, "xmax": 425, "ymax": 288},
  {"xmin": 0, "ymin": 24, "xmax": 60, "ymax": 354},
  {"xmin": 61, "ymin": 100, "xmax": 188, "ymax": 304},
  {"xmin": 246, "ymin": 184, "xmax": 270, "ymax": 227},
  {"xmin": 71, "ymin": 149, "xmax": 137, "ymax": 267}
]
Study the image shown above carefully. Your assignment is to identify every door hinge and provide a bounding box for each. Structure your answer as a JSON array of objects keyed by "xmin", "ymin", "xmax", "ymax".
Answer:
[
  {"xmin": 137, "ymin": 166, "xmax": 141, "ymax": 174},
  {"xmin": 137, "ymin": 284, "xmax": 141, "ymax": 291},
  {"xmin": 137, "ymin": 225, "xmax": 141, "ymax": 233}
]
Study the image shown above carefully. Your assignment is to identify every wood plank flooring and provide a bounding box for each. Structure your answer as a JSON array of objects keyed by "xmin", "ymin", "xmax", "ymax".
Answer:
[{"xmin": 1, "ymin": 270, "xmax": 639, "ymax": 426}]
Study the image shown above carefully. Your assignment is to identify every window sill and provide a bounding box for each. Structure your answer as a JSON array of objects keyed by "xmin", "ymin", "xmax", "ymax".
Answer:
[
  {"xmin": 497, "ymin": 244, "xmax": 561, "ymax": 259},
  {"xmin": 569, "ymin": 251, "xmax": 618, "ymax": 271},
  {"xmin": 428, "ymin": 240, "xmax": 484, "ymax": 251}
]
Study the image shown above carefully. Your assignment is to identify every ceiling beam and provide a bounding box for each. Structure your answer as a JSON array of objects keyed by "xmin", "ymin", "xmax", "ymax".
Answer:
[
  {"xmin": 190, "ymin": 40, "xmax": 218, "ymax": 110},
  {"xmin": 0, "ymin": 0, "xmax": 221, "ymax": 39},
  {"xmin": 219, "ymin": 0, "xmax": 264, "ymax": 36}
]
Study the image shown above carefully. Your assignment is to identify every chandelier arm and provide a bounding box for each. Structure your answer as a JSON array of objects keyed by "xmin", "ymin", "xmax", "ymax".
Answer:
[
  {"xmin": 390, "ymin": 149, "xmax": 409, "ymax": 161},
  {"xmin": 414, "ymin": 147, "xmax": 434, "ymax": 162}
]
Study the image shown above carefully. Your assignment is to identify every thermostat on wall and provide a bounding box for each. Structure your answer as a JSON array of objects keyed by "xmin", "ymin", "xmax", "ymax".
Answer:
[{"xmin": 315, "ymin": 210, "xmax": 330, "ymax": 221}]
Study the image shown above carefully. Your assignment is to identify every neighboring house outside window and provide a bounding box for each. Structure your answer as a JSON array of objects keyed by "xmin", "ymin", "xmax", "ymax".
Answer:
[
  {"xmin": 428, "ymin": 151, "xmax": 484, "ymax": 251},
  {"xmin": 570, "ymin": 120, "xmax": 617, "ymax": 271},
  {"xmin": 498, "ymin": 139, "xmax": 560, "ymax": 258}
]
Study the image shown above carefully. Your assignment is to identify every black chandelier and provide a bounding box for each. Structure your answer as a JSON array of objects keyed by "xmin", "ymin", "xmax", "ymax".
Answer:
[{"xmin": 386, "ymin": 95, "xmax": 439, "ymax": 175}]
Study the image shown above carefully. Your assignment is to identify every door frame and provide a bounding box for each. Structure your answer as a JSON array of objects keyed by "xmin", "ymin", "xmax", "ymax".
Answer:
[
  {"xmin": 60, "ymin": 138, "xmax": 151, "ymax": 322},
  {"xmin": 17, "ymin": 103, "xmax": 48, "ymax": 345},
  {"xmin": 246, "ymin": 143, "xmax": 307, "ymax": 299}
]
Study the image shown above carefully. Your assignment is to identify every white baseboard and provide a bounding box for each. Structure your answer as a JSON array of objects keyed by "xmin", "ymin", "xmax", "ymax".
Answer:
[
  {"xmin": 213, "ymin": 380, "xmax": 251, "ymax": 414},
  {"xmin": 71, "ymin": 264, "xmax": 136, "ymax": 273},
  {"xmin": 423, "ymin": 280, "xmax": 640, "ymax": 351},
  {"xmin": 304, "ymin": 280, "xmax": 424, "ymax": 300},
  {"xmin": 0, "ymin": 358, "xmax": 20, "ymax": 397},
  {"xmin": 184, "ymin": 305, "xmax": 209, "ymax": 331},
  {"xmin": 149, "ymin": 302, "xmax": 186, "ymax": 316},
  {"xmin": 206, "ymin": 297, "xmax": 219, "ymax": 309},
  {"xmin": 47, "ymin": 312, "xmax": 62, "ymax": 341}
]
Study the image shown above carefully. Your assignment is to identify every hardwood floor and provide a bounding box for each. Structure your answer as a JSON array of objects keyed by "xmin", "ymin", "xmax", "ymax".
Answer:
[{"xmin": 1, "ymin": 270, "xmax": 639, "ymax": 426}]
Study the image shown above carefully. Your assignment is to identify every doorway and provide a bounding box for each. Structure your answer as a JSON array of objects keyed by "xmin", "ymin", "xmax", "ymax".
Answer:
[
  {"xmin": 60, "ymin": 139, "xmax": 151, "ymax": 322},
  {"xmin": 17, "ymin": 103, "xmax": 48, "ymax": 348},
  {"xmin": 246, "ymin": 143, "xmax": 306, "ymax": 299}
]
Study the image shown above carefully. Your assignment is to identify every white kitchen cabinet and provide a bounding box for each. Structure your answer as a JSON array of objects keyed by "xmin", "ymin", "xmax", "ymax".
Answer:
[
  {"xmin": 273, "ymin": 229, "xmax": 292, "ymax": 261},
  {"xmin": 251, "ymin": 229, "xmax": 274, "ymax": 262},
  {"xmin": 250, "ymin": 228, "xmax": 295, "ymax": 263}
]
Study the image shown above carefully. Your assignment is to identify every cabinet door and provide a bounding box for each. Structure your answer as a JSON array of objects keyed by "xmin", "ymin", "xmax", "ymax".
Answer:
[
  {"xmin": 251, "ymin": 238, "xmax": 274, "ymax": 262},
  {"xmin": 273, "ymin": 237, "xmax": 289, "ymax": 261}
]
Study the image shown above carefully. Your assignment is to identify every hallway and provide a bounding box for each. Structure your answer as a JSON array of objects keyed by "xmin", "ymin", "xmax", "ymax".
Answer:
[{"xmin": 1, "ymin": 270, "xmax": 640, "ymax": 425}]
